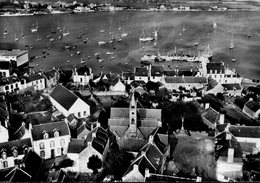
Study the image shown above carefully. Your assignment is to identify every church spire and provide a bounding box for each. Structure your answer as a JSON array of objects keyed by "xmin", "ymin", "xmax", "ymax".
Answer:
[{"xmin": 129, "ymin": 93, "xmax": 137, "ymax": 136}]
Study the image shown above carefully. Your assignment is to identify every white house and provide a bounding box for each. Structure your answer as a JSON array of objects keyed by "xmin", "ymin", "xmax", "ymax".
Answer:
[
  {"xmin": 134, "ymin": 67, "xmax": 149, "ymax": 83},
  {"xmin": 67, "ymin": 123, "xmax": 109, "ymax": 173},
  {"xmin": 0, "ymin": 124, "xmax": 8, "ymax": 143},
  {"xmin": 72, "ymin": 65, "xmax": 93, "ymax": 86},
  {"xmin": 109, "ymin": 76, "xmax": 126, "ymax": 92},
  {"xmin": 25, "ymin": 73, "xmax": 46, "ymax": 91},
  {"xmin": 31, "ymin": 121, "xmax": 71, "ymax": 159},
  {"xmin": 242, "ymin": 99, "xmax": 260, "ymax": 119},
  {"xmin": 0, "ymin": 75, "xmax": 22, "ymax": 93},
  {"xmin": 0, "ymin": 50, "xmax": 29, "ymax": 68},
  {"xmin": 0, "ymin": 138, "xmax": 32, "ymax": 170},
  {"xmin": 49, "ymin": 84, "xmax": 90, "ymax": 118},
  {"xmin": 42, "ymin": 68, "xmax": 60, "ymax": 88}
]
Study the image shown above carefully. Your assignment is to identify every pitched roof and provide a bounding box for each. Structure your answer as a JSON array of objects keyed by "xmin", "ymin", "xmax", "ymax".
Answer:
[
  {"xmin": 31, "ymin": 121, "xmax": 70, "ymax": 141},
  {"xmin": 164, "ymin": 76, "xmax": 207, "ymax": 84},
  {"xmin": 67, "ymin": 114, "xmax": 77, "ymax": 123},
  {"xmin": 164, "ymin": 70, "xmax": 176, "ymax": 76},
  {"xmin": 13, "ymin": 123, "xmax": 27, "ymax": 140},
  {"xmin": 75, "ymin": 65, "xmax": 91, "ymax": 75},
  {"xmin": 50, "ymin": 84, "xmax": 78, "ymax": 110},
  {"xmin": 67, "ymin": 139, "xmax": 85, "ymax": 154},
  {"xmin": 0, "ymin": 75, "xmax": 20, "ymax": 85},
  {"xmin": 222, "ymin": 83, "xmax": 242, "ymax": 91},
  {"xmin": 0, "ymin": 138, "xmax": 32, "ymax": 157},
  {"xmin": 178, "ymin": 70, "xmax": 198, "ymax": 76},
  {"xmin": 122, "ymin": 71, "xmax": 135, "ymax": 80},
  {"xmin": 0, "ymin": 50, "xmax": 28, "ymax": 57},
  {"xmin": 206, "ymin": 62, "xmax": 225, "ymax": 74},
  {"xmin": 135, "ymin": 67, "xmax": 149, "ymax": 76},
  {"xmin": 0, "ymin": 61, "xmax": 11, "ymax": 70},
  {"xmin": 229, "ymin": 125, "xmax": 260, "ymax": 138},
  {"xmin": 27, "ymin": 73, "xmax": 44, "ymax": 82},
  {"xmin": 244, "ymin": 100, "xmax": 260, "ymax": 112},
  {"xmin": 151, "ymin": 66, "xmax": 164, "ymax": 76},
  {"xmin": 77, "ymin": 122, "xmax": 97, "ymax": 138},
  {"xmin": 5, "ymin": 167, "xmax": 31, "ymax": 182},
  {"xmin": 43, "ymin": 69, "xmax": 58, "ymax": 79},
  {"xmin": 201, "ymin": 107, "xmax": 219, "ymax": 126}
]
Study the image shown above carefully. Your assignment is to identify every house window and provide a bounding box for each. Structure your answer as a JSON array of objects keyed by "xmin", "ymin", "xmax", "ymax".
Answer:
[
  {"xmin": 3, "ymin": 161, "xmax": 8, "ymax": 168},
  {"xmin": 78, "ymin": 112, "xmax": 81, "ymax": 118},
  {"xmin": 3, "ymin": 72, "xmax": 6, "ymax": 77},
  {"xmin": 12, "ymin": 149, "xmax": 18, "ymax": 158},
  {"xmin": 36, "ymin": 81, "xmax": 38, "ymax": 84},
  {"xmin": 15, "ymin": 83, "xmax": 18, "ymax": 88},
  {"xmin": 54, "ymin": 130, "xmax": 59, "ymax": 138},
  {"xmin": 57, "ymin": 148, "xmax": 61, "ymax": 155},
  {"xmin": 80, "ymin": 78, "xmax": 83, "ymax": 82},
  {"xmin": 40, "ymin": 79, "xmax": 42, "ymax": 83},
  {"xmin": 84, "ymin": 111, "xmax": 86, "ymax": 116},
  {"xmin": 11, "ymin": 84, "xmax": 13, "ymax": 89},
  {"xmin": 5, "ymin": 85, "xmax": 9, "ymax": 90},
  {"xmin": 60, "ymin": 139, "xmax": 65, "ymax": 147},
  {"xmin": 50, "ymin": 141, "xmax": 55, "ymax": 148},
  {"xmin": 23, "ymin": 145, "xmax": 28, "ymax": 154},
  {"xmin": 1, "ymin": 151, "xmax": 7, "ymax": 159},
  {"xmin": 43, "ymin": 131, "xmax": 49, "ymax": 139},
  {"xmin": 131, "ymin": 118, "xmax": 135, "ymax": 124},
  {"xmin": 40, "ymin": 150, "xmax": 45, "ymax": 158},
  {"xmin": 39, "ymin": 142, "xmax": 45, "ymax": 150}
]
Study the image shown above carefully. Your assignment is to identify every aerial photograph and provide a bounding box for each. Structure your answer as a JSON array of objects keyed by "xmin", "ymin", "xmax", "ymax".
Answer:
[{"xmin": 0, "ymin": 0, "xmax": 260, "ymax": 182}]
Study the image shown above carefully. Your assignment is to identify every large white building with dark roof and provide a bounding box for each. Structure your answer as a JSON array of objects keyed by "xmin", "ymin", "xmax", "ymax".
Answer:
[
  {"xmin": 31, "ymin": 121, "xmax": 70, "ymax": 159},
  {"xmin": 108, "ymin": 94, "xmax": 162, "ymax": 151},
  {"xmin": 72, "ymin": 65, "xmax": 93, "ymax": 85},
  {"xmin": 0, "ymin": 50, "xmax": 29, "ymax": 67},
  {"xmin": 49, "ymin": 84, "xmax": 90, "ymax": 118}
]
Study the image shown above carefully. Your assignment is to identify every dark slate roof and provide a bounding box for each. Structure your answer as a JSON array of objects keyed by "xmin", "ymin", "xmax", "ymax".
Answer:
[
  {"xmin": 67, "ymin": 139, "xmax": 85, "ymax": 154},
  {"xmin": 75, "ymin": 65, "xmax": 91, "ymax": 75},
  {"xmin": 0, "ymin": 75, "xmax": 20, "ymax": 85},
  {"xmin": 229, "ymin": 126, "xmax": 260, "ymax": 138},
  {"xmin": 122, "ymin": 71, "xmax": 135, "ymax": 80},
  {"xmin": 50, "ymin": 84, "xmax": 78, "ymax": 110},
  {"xmin": 164, "ymin": 70, "xmax": 176, "ymax": 76},
  {"xmin": 206, "ymin": 62, "xmax": 225, "ymax": 74},
  {"xmin": 135, "ymin": 67, "xmax": 149, "ymax": 76},
  {"xmin": 5, "ymin": 167, "xmax": 32, "ymax": 182},
  {"xmin": 77, "ymin": 122, "xmax": 97, "ymax": 137},
  {"xmin": 201, "ymin": 107, "xmax": 219, "ymax": 125},
  {"xmin": 222, "ymin": 84, "xmax": 242, "ymax": 91},
  {"xmin": 67, "ymin": 114, "xmax": 77, "ymax": 123},
  {"xmin": 31, "ymin": 121, "xmax": 70, "ymax": 141},
  {"xmin": 178, "ymin": 70, "xmax": 198, "ymax": 76},
  {"xmin": 13, "ymin": 123, "xmax": 27, "ymax": 140},
  {"xmin": 244, "ymin": 100, "xmax": 260, "ymax": 112},
  {"xmin": 164, "ymin": 76, "xmax": 207, "ymax": 84},
  {"xmin": 22, "ymin": 150, "xmax": 43, "ymax": 180},
  {"xmin": 43, "ymin": 69, "xmax": 58, "ymax": 79},
  {"xmin": 27, "ymin": 73, "xmax": 44, "ymax": 82},
  {"xmin": 151, "ymin": 66, "xmax": 164, "ymax": 76},
  {"xmin": 0, "ymin": 61, "xmax": 10, "ymax": 70},
  {"xmin": 0, "ymin": 138, "xmax": 32, "ymax": 157},
  {"xmin": 110, "ymin": 75, "xmax": 125, "ymax": 87}
]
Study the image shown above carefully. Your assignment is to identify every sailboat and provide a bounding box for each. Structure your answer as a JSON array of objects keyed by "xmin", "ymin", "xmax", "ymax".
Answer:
[
  {"xmin": 139, "ymin": 30, "xmax": 154, "ymax": 42},
  {"xmin": 80, "ymin": 57, "xmax": 85, "ymax": 64},
  {"xmin": 31, "ymin": 22, "xmax": 38, "ymax": 33},
  {"xmin": 62, "ymin": 27, "xmax": 70, "ymax": 37},
  {"xmin": 14, "ymin": 34, "xmax": 19, "ymax": 41},
  {"xmin": 121, "ymin": 27, "xmax": 128, "ymax": 37},
  {"xmin": 229, "ymin": 34, "xmax": 235, "ymax": 49},
  {"xmin": 3, "ymin": 27, "xmax": 8, "ymax": 35},
  {"xmin": 118, "ymin": 20, "xmax": 122, "ymax": 31},
  {"xmin": 36, "ymin": 21, "xmax": 39, "ymax": 29},
  {"xmin": 194, "ymin": 37, "xmax": 200, "ymax": 46},
  {"xmin": 213, "ymin": 22, "xmax": 217, "ymax": 29}
]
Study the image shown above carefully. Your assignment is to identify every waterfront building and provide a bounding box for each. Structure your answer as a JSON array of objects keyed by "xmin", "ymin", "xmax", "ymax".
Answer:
[
  {"xmin": 42, "ymin": 68, "xmax": 60, "ymax": 89},
  {"xmin": 72, "ymin": 66, "xmax": 93, "ymax": 86},
  {"xmin": 49, "ymin": 84, "xmax": 90, "ymax": 118},
  {"xmin": 0, "ymin": 75, "xmax": 22, "ymax": 93},
  {"xmin": 25, "ymin": 73, "xmax": 46, "ymax": 91},
  {"xmin": 242, "ymin": 98, "xmax": 260, "ymax": 119},
  {"xmin": 108, "ymin": 94, "xmax": 162, "ymax": 151},
  {"xmin": 0, "ymin": 50, "xmax": 29, "ymax": 68},
  {"xmin": 67, "ymin": 123, "xmax": 109, "ymax": 173},
  {"xmin": 31, "ymin": 121, "xmax": 70, "ymax": 159},
  {"xmin": 134, "ymin": 67, "xmax": 149, "ymax": 83},
  {"xmin": 0, "ymin": 138, "xmax": 32, "ymax": 170},
  {"xmin": 150, "ymin": 65, "xmax": 164, "ymax": 83}
]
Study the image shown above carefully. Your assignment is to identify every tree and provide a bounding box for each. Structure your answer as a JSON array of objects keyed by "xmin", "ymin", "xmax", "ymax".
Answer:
[{"xmin": 87, "ymin": 155, "xmax": 102, "ymax": 174}]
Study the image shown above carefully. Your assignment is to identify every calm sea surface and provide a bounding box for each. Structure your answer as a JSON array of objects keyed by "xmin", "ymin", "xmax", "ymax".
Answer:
[{"xmin": 0, "ymin": 11, "xmax": 260, "ymax": 79}]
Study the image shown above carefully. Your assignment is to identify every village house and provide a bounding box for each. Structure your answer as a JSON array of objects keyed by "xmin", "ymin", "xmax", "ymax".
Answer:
[
  {"xmin": 49, "ymin": 84, "xmax": 90, "ymax": 118},
  {"xmin": 160, "ymin": 75, "xmax": 208, "ymax": 91},
  {"xmin": 206, "ymin": 62, "xmax": 242, "ymax": 84},
  {"xmin": 12, "ymin": 122, "xmax": 32, "ymax": 140},
  {"xmin": 134, "ymin": 67, "xmax": 149, "ymax": 83},
  {"xmin": 65, "ymin": 114, "xmax": 79, "ymax": 129},
  {"xmin": 0, "ymin": 61, "xmax": 13, "ymax": 77},
  {"xmin": 0, "ymin": 138, "xmax": 32, "ymax": 170},
  {"xmin": 242, "ymin": 98, "xmax": 260, "ymax": 119},
  {"xmin": 25, "ymin": 73, "xmax": 46, "ymax": 91},
  {"xmin": 150, "ymin": 65, "xmax": 164, "ymax": 83},
  {"xmin": 77, "ymin": 121, "xmax": 97, "ymax": 139},
  {"xmin": 122, "ymin": 71, "xmax": 134, "ymax": 85},
  {"xmin": 0, "ymin": 50, "xmax": 29, "ymax": 68},
  {"xmin": 122, "ymin": 129, "xmax": 171, "ymax": 182},
  {"xmin": 222, "ymin": 83, "xmax": 242, "ymax": 96},
  {"xmin": 108, "ymin": 94, "xmax": 162, "ymax": 151},
  {"xmin": 42, "ymin": 68, "xmax": 60, "ymax": 88},
  {"xmin": 109, "ymin": 75, "xmax": 126, "ymax": 92},
  {"xmin": 215, "ymin": 131, "xmax": 243, "ymax": 181},
  {"xmin": 0, "ymin": 75, "xmax": 22, "ymax": 93},
  {"xmin": 72, "ymin": 65, "xmax": 93, "ymax": 86},
  {"xmin": 66, "ymin": 123, "xmax": 109, "ymax": 173},
  {"xmin": 31, "ymin": 121, "xmax": 71, "ymax": 159}
]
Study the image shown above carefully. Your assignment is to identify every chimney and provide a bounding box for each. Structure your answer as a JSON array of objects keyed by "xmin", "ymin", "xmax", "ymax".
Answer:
[
  {"xmin": 226, "ymin": 133, "xmax": 232, "ymax": 140},
  {"xmin": 145, "ymin": 168, "xmax": 150, "ymax": 179},
  {"xmin": 90, "ymin": 124, "xmax": 94, "ymax": 131},
  {"xmin": 182, "ymin": 75, "xmax": 184, "ymax": 79},
  {"xmin": 87, "ymin": 141, "xmax": 91, "ymax": 147},
  {"xmin": 96, "ymin": 122, "xmax": 100, "ymax": 127},
  {"xmin": 141, "ymin": 151, "xmax": 146, "ymax": 156},
  {"xmin": 148, "ymin": 135, "xmax": 154, "ymax": 144},
  {"xmin": 227, "ymin": 148, "xmax": 234, "ymax": 163},
  {"xmin": 205, "ymin": 103, "xmax": 210, "ymax": 109},
  {"xmin": 89, "ymin": 67, "xmax": 92, "ymax": 74},
  {"xmin": 158, "ymin": 120, "xmax": 162, "ymax": 127},
  {"xmin": 219, "ymin": 114, "xmax": 225, "ymax": 125},
  {"xmin": 92, "ymin": 132, "xmax": 96, "ymax": 139},
  {"xmin": 133, "ymin": 164, "xmax": 138, "ymax": 171},
  {"xmin": 249, "ymin": 98, "xmax": 253, "ymax": 101}
]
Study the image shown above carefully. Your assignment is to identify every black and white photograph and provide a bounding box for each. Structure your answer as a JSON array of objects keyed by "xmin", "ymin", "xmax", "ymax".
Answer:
[{"xmin": 0, "ymin": 0, "xmax": 260, "ymax": 182}]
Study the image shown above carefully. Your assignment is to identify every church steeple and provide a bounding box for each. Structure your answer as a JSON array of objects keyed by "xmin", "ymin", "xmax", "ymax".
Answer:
[{"xmin": 129, "ymin": 94, "xmax": 137, "ymax": 135}]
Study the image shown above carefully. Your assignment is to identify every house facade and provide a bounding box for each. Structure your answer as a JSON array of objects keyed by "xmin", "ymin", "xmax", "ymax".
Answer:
[
  {"xmin": 72, "ymin": 66, "xmax": 93, "ymax": 85},
  {"xmin": 31, "ymin": 121, "xmax": 71, "ymax": 159},
  {"xmin": 42, "ymin": 68, "xmax": 60, "ymax": 88},
  {"xmin": 0, "ymin": 138, "xmax": 32, "ymax": 170},
  {"xmin": 26, "ymin": 73, "xmax": 46, "ymax": 91},
  {"xmin": 134, "ymin": 67, "xmax": 149, "ymax": 83},
  {"xmin": 49, "ymin": 84, "xmax": 90, "ymax": 118},
  {"xmin": 0, "ymin": 75, "xmax": 22, "ymax": 93}
]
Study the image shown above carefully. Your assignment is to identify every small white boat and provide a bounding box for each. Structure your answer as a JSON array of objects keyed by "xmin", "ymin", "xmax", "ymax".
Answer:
[
  {"xmin": 213, "ymin": 22, "xmax": 217, "ymax": 29},
  {"xmin": 98, "ymin": 59, "xmax": 104, "ymax": 63},
  {"xmin": 47, "ymin": 35, "xmax": 51, "ymax": 38},
  {"xmin": 49, "ymin": 38, "xmax": 55, "ymax": 42},
  {"xmin": 231, "ymin": 58, "xmax": 236, "ymax": 62},
  {"xmin": 31, "ymin": 27, "xmax": 38, "ymax": 33},
  {"xmin": 63, "ymin": 27, "xmax": 70, "ymax": 36},
  {"xmin": 3, "ymin": 28, "xmax": 8, "ymax": 35},
  {"xmin": 67, "ymin": 60, "xmax": 70, "ymax": 63},
  {"xmin": 80, "ymin": 57, "xmax": 85, "ymax": 64},
  {"xmin": 94, "ymin": 52, "xmax": 100, "ymax": 56},
  {"xmin": 109, "ymin": 56, "xmax": 115, "ymax": 60},
  {"xmin": 118, "ymin": 38, "xmax": 122, "ymax": 42},
  {"xmin": 229, "ymin": 34, "xmax": 235, "ymax": 49},
  {"xmin": 65, "ymin": 45, "xmax": 71, "ymax": 49},
  {"xmin": 77, "ymin": 51, "xmax": 81, "ymax": 55},
  {"xmin": 100, "ymin": 29, "xmax": 105, "ymax": 33},
  {"xmin": 139, "ymin": 30, "xmax": 154, "ymax": 42},
  {"xmin": 83, "ymin": 38, "xmax": 88, "ymax": 43},
  {"xmin": 98, "ymin": 41, "xmax": 106, "ymax": 46},
  {"xmin": 14, "ymin": 34, "xmax": 19, "ymax": 41},
  {"xmin": 106, "ymin": 52, "xmax": 114, "ymax": 55}
]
